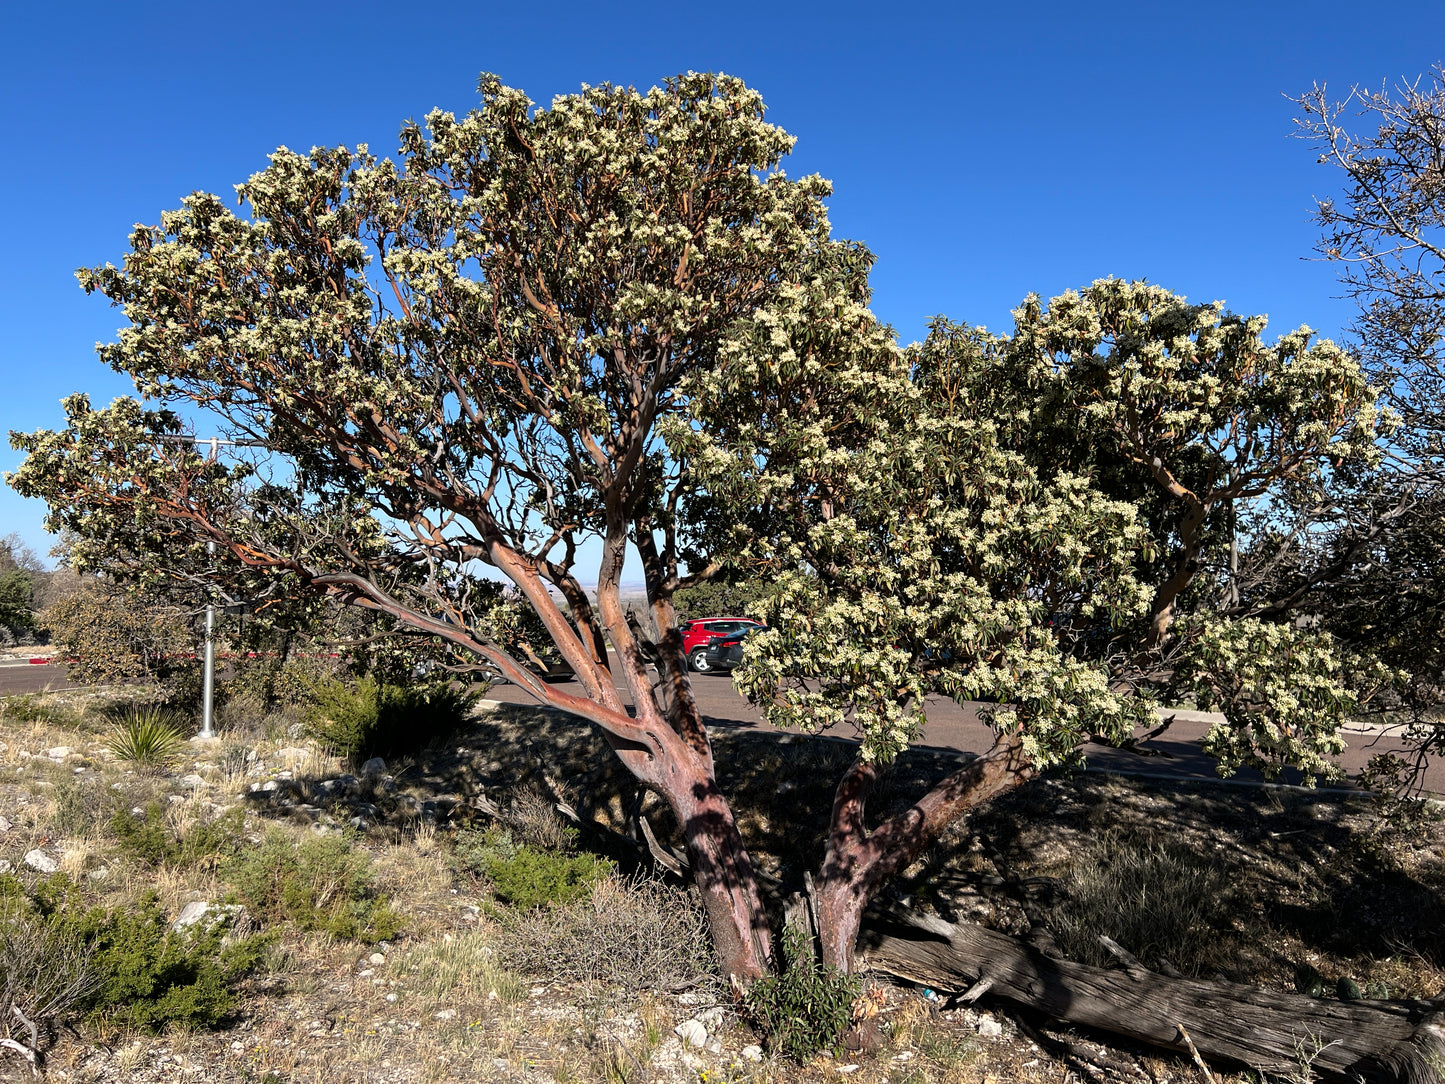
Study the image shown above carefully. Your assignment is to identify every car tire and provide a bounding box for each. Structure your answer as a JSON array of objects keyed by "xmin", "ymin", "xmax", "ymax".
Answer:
[{"xmin": 689, "ymin": 648, "xmax": 713, "ymax": 673}]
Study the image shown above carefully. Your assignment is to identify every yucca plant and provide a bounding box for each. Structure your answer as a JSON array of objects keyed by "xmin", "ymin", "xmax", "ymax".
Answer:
[{"xmin": 105, "ymin": 707, "xmax": 188, "ymax": 773}]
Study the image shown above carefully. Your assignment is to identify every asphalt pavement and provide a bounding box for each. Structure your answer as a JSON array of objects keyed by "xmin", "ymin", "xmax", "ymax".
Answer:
[
  {"xmin": 0, "ymin": 657, "xmax": 80, "ymax": 696},
  {"xmin": 6, "ymin": 652, "xmax": 1435, "ymax": 793}
]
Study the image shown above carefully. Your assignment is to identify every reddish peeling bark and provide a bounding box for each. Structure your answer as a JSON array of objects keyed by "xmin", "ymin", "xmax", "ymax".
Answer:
[
  {"xmin": 660, "ymin": 748, "xmax": 772, "ymax": 985},
  {"xmin": 814, "ymin": 729, "xmax": 1037, "ymax": 973},
  {"xmin": 592, "ymin": 526, "xmax": 772, "ymax": 985},
  {"xmin": 306, "ymin": 543, "xmax": 773, "ymax": 986}
]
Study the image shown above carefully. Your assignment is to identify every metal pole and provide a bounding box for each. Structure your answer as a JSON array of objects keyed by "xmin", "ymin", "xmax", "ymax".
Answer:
[
  {"xmin": 154, "ymin": 434, "xmax": 267, "ymax": 740},
  {"xmin": 201, "ymin": 570, "xmax": 216, "ymax": 739},
  {"xmin": 199, "ymin": 436, "xmax": 220, "ymax": 740}
]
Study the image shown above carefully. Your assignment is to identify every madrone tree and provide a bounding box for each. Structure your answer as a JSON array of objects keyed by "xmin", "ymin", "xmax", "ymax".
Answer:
[
  {"xmin": 673, "ymin": 267, "xmax": 1158, "ymax": 968},
  {"xmin": 7, "ymin": 73, "xmax": 1390, "ymax": 991},
  {"xmin": 914, "ymin": 283, "xmax": 1390, "ymax": 780}
]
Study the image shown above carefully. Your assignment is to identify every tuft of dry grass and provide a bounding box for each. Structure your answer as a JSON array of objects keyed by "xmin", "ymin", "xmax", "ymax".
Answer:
[
  {"xmin": 496, "ymin": 874, "xmax": 717, "ymax": 992},
  {"xmin": 1049, "ymin": 830, "xmax": 1233, "ymax": 975},
  {"xmin": 392, "ymin": 928, "xmax": 528, "ymax": 1007}
]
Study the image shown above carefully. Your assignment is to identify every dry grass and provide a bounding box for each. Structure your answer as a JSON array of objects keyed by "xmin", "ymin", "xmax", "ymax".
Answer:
[
  {"xmin": 392, "ymin": 928, "xmax": 528, "ymax": 1007},
  {"xmin": 0, "ymin": 690, "xmax": 1438, "ymax": 1084},
  {"xmin": 497, "ymin": 874, "xmax": 717, "ymax": 992}
]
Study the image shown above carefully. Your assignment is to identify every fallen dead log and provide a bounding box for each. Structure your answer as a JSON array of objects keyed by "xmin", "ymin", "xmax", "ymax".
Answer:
[{"xmin": 857, "ymin": 911, "xmax": 1445, "ymax": 1084}]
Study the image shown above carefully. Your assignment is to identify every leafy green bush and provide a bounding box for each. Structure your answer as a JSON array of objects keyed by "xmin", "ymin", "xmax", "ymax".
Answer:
[
  {"xmin": 105, "ymin": 707, "xmax": 188, "ymax": 772},
  {"xmin": 744, "ymin": 923, "xmax": 859, "ymax": 1061},
  {"xmin": 110, "ymin": 803, "xmax": 244, "ymax": 870},
  {"xmin": 0, "ymin": 694, "xmax": 63, "ymax": 725},
  {"xmin": 224, "ymin": 655, "xmax": 334, "ymax": 712},
  {"xmin": 223, "ymin": 829, "xmax": 402, "ymax": 942},
  {"xmin": 302, "ymin": 676, "xmax": 478, "ymax": 766},
  {"xmin": 0, "ymin": 875, "xmax": 268, "ymax": 1031},
  {"xmin": 41, "ymin": 582, "xmax": 197, "ymax": 689},
  {"xmin": 453, "ymin": 827, "xmax": 613, "ymax": 910},
  {"xmin": 57, "ymin": 900, "xmax": 267, "ymax": 1030}
]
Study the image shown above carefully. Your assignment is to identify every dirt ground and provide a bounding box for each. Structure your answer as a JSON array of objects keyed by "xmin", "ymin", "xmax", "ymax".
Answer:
[{"xmin": 0, "ymin": 691, "xmax": 1438, "ymax": 1084}]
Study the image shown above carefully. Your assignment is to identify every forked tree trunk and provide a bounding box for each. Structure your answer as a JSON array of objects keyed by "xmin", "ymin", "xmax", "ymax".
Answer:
[
  {"xmin": 859, "ymin": 912, "xmax": 1445, "ymax": 1084},
  {"xmin": 814, "ymin": 730, "xmax": 1037, "ymax": 973}
]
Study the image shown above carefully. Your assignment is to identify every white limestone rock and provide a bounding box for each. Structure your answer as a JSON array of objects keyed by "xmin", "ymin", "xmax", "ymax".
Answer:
[
  {"xmin": 674, "ymin": 1019, "xmax": 707, "ymax": 1048},
  {"xmin": 23, "ymin": 850, "xmax": 58, "ymax": 873}
]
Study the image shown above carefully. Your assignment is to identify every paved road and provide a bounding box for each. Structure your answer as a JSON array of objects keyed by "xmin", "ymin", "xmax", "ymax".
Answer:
[
  {"xmin": 7, "ymin": 654, "xmax": 1434, "ymax": 792},
  {"xmin": 0, "ymin": 658, "xmax": 80, "ymax": 696},
  {"xmin": 486, "ymin": 660, "xmax": 1443, "ymax": 794}
]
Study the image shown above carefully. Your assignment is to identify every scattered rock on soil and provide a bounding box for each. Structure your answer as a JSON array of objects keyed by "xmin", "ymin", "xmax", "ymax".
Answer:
[
  {"xmin": 674, "ymin": 1019, "xmax": 707, "ymax": 1048},
  {"xmin": 23, "ymin": 849, "xmax": 58, "ymax": 873},
  {"xmin": 172, "ymin": 902, "xmax": 247, "ymax": 933}
]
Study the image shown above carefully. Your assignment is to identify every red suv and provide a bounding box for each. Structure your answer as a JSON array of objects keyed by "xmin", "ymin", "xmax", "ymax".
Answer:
[{"xmin": 679, "ymin": 618, "xmax": 765, "ymax": 673}]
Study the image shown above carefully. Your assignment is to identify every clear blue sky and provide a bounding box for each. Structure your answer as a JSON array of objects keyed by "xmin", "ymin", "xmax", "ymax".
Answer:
[{"xmin": 3, "ymin": 0, "xmax": 1443, "ymax": 564}]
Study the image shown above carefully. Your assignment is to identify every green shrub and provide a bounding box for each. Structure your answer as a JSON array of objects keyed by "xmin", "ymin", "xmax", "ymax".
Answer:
[
  {"xmin": 225, "ymin": 655, "xmax": 334, "ymax": 712},
  {"xmin": 744, "ymin": 923, "xmax": 859, "ymax": 1061},
  {"xmin": 41, "ymin": 583, "xmax": 198, "ymax": 689},
  {"xmin": 222, "ymin": 830, "xmax": 402, "ymax": 942},
  {"xmin": 0, "ymin": 875, "xmax": 268, "ymax": 1031},
  {"xmin": 453, "ymin": 827, "xmax": 613, "ymax": 910},
  {"xmin": 58, "ymin": 900, "xmax": 267, "ymax": 1030},
  {"xmin": 0, "ymin": 694, "xmax": 60, "ymax": 725},
  {"xmin": 110, "ymin": 803, "xmax": 244, "ymax": 870},
  {"xmin": 302, "ymin": 676, "xmax": 478, "ymax": 766},
  {"xmin": 105, "ymin": 707, "xmax": 188, "ymax": 773}
]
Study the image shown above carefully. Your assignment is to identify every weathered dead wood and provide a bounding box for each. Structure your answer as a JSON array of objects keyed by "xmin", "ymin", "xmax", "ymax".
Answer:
[{"xmin": 858, "ymin": 911, "xmax": 1445, "ymax": 1084}]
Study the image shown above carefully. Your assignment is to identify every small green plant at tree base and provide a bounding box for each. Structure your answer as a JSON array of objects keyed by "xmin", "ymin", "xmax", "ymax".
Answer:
[
  {"xmin": 105, "ymin": 707, "xmax": 188, "ymax": 773},
  {"xmin": 222, "ymin": 829, "xmax": 402, "ymax": 942},
  {"xmin": 110, "ymin": 803, "xmax": 244, "ymax": 869},
  {"xmin": 302, "ymin": 675, "xmax": 479, "ymax": 766},
  {"xmin": 744, "ymin": 922, "xmax": 860, "ymax": 1061},
  {"xmin": 452, "ymin": 827, "xmax": 613, "ymax": 911}
]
